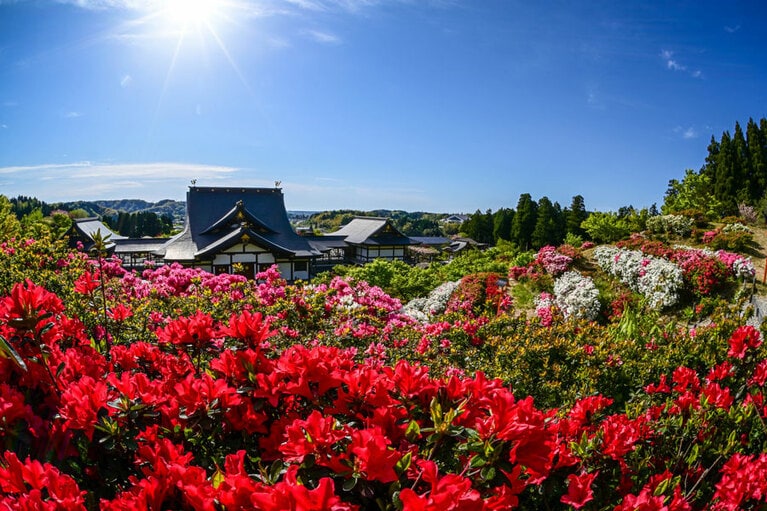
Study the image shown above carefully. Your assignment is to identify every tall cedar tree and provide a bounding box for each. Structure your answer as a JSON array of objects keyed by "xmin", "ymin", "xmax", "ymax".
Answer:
[
  {"xmin": 747, "ymin": 118, "xmax": 767, "ymax": 204},
  {"xmin": 732, "ymin": 122, "xmax": 749, "ymax": 205},
  {"xmin": 565, "ymin": 195, "xmax": 588, "ymax": 238},
  {"xmin": 511, "ymin": 193, "xmax": 538, "ymax": 251},
  {"xmin": 492, "ymin": 208, "xmax": 514, "ymax": 242},
  {"xmin": 462, "ymin": 209, "xmax": 494, "ymax": 244},
  {"xmin": 531, "ymin": 196, "xmax": 560, "ymax": 249}
]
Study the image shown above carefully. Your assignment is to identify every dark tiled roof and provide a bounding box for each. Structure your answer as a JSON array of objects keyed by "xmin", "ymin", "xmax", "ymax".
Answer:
[
  {"xmin": 158, "ymin": 187, "xmax": 321, "ymax": 261},
  {"xmin": 327, "ymin": 217, "xmax": 412, "ymax": 246},
  {"xmin": 305, "ymin": 235, "xmax": 349, "ymax": 252},
  {"xmin": 113, "ymin": 238, "xmax": 168, "ymax": 254},
  {"xmin": 410, "ymin": 236, "xmax": 451, "ymax": 246},
  {"xmin": 72, "ymin": 218, "xmax": 126, "ymax": 241}
]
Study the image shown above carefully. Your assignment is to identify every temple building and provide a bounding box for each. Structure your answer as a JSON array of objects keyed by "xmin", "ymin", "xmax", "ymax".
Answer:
[{"xmin": 156, "ymin": 186, "xmax": 320, "ymax": 281}]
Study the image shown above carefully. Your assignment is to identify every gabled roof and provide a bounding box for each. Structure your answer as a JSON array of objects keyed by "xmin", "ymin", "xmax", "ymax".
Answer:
[
  {"xmin": 68, "ymin": 217, "xmax": 126, "ymax": 251},
  {"xmin": 71, "ymin": 218, "xmax": 126, "ymax": 241},
  {"xmin": 157, "ymin": 187, "xmax": 321, "ymax": 261},
  {"xmin": 200, "ymin": 200, "xmax": 274, "ymax": 235},
  {"xmin": 327, "ymin": 217, "xmax": 412, "ymax": 246}
]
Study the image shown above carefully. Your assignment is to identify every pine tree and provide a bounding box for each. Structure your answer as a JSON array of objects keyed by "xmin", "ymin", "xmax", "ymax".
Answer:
[
  {"xmin": 713, "ymin": 131, "xmax": 738, "ymax": 215},
  {"xmin": 492, "ymin": 208, "xmax": 514, "ymax": 243},
  {"xmin": 531, "ymin": 197, "xmax": 558, "ymax": 249},
  {"xmin": 747, "ymin": 118, "xmax": 767, "ymax": 204},
  {"xmin": 462, "ymin": 209, "xmax": 493, "ymax": 244},
  {"xmin": 565, "ymin": 195, "xmax": 587, "ymax": 237},
  {"xmin": 511, "ymin": 194, "xmax": 538, "ymax": 251},
  {"xmin": 732, "ymin": 122, "xmax": 749, "ymax": 204}
]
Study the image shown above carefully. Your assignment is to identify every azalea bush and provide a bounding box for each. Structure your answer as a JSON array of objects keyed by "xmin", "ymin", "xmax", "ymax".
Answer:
[
  {"xmin": 1, "ymin": 236, "xmax": 767, "ymax": 510},
  {"xmin": 703, "ymin": 223, "xmax": 754, "ymax": 252},
  {"xmin": 553, "ymin": 270, "xmax": 601, "ymax": 321},
  {"xmin": 594, "ymin": 245, "xmax": 684, "ymax": 309}
]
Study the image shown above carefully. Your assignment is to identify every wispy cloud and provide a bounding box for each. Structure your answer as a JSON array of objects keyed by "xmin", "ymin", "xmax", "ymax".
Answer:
[
  {"xmin": 302, "ymin": 29, "xmax": 342, "ymax": 44},
  {"xmin": 0, "ymin": 161, "xmax": 241, "ymax": 201},
  {"xmin": 674, "ymin": 126, "xmax": 699, "ymax": 140},
  {"xmin": 1, "ymin": 124, "xmax": 7, "ymax": 129},
  {"xmin": 661, "ymin": 49, "xmax": 685, "ymax": 71},
  {"xmin": 120, "ymin": 74, "xmax": 132, "ymax": 88},
  {"xmin": 64, "ymin": 111, "xmax": 83, "ymax": 118},
  {"xmin": 283, "ymin": 178, "xmax": 429, "ymax": 210},
  {"xmin": 724, "ymin": 25, "xmax": 741, "ymax": 33},
  {"xmin": 660, "ymin": 49, "xmax": 702, "ymax": 79}
]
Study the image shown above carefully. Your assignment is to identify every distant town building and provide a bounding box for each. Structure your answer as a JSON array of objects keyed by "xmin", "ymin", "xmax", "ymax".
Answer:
[{"xmin": 442, "ymin": 214, "xmax": 470, "ymax": 224}]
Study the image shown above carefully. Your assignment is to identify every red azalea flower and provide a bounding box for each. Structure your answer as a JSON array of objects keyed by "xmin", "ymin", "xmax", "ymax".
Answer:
[
  {"xmin": 73, "ymin": 270, "xmax": 100, "ymax": 295},
  {"xmin": 155, "ymin": 310, "xmax": 217, "ymax": 350},
  {"xmin": 221, "ymin": 310, "xmax": 274, "ymax": 348},
  {"xmin": 348, "ymin": 427, "xmax": 401, "ymax": 483},
  {"xmin": 107, "ymin": 303, "xmax": 133, "ymax": 322},
  {"xmin": 0, "ymin": 279, "xmax": 64, "ymax": 331},
  {"xmin": 727, "ymin": 325, "xmax": 762, "ymax": 360},
  {"xmin": 250, "ymin": 466, "xmax": 358, "ymax": 511},
  {"xmin": 561, "ymin": 471, "xmax": 598, "ymax": 509},
  {"xmin": 58, "ymin": 376, "xmax": 109, "ymax": 440}
]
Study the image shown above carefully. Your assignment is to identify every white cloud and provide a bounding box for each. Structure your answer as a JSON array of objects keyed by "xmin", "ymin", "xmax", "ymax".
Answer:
[
  {"xmin": 661, "ymin": 49, "xmax": 685, "ymax": 71},
  {"xmin": 661, "ymin": 49, "xmax": 703, "ymax": 79},
  {"xmin": 280, "ymin": 177, "xmax": 429, "ymax": 210},
  {"xmin": 0, "ymin": 161, "xmax": 241, "ymax": 201},
  {"xmin": 673, "ymin": 126, "xmax": 698, "ymax": 140},
  {"xmin": 64, "ymin": 111, "xmax": 83, "ymax": 118},
  {"xmin": 724, "ymin": 25, "xmax": 741, "ymax": 33},
  {"xmin": 120, "ymin": 74, "xmax": 133, "ymax": 87},
  {"xmin": 302, "ymin": 29, "xmax": 341, "ymax": 44}
]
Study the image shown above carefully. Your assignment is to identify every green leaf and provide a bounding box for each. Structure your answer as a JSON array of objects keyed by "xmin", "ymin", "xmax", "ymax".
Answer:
[
  {"xmin": 395, "ymin": 451, "xmax": 412, "ymax": 476},
  {"xmin": 0, "ymin": 334, "xmax": 27, "ymax": 372},
  {"xmin": 480, "ymin": 465, "xmax": 496, "ymax": 481},
  {"xmin": 212, "ymin": 468, "xmax": 226, "ymax": 489},
  {"xmin": 342, "ymin": 477, "xmax": 358, "ymax": 491},
  {"xmin": 470, "ymin": 454, "xmax": 487, "ymax": 469},
  {"xmin": 405, "ymin": 420, "xmax": 421, "ymax": 441}
]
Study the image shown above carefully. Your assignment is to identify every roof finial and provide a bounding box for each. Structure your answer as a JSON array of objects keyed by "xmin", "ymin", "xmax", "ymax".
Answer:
[
  {"xmin": 191, "ymin": 179, "xmax": 197, "ymax": 186},
  {"xmin": 274, "ymin": 180, "xmax": 281, "ymax": 188}
]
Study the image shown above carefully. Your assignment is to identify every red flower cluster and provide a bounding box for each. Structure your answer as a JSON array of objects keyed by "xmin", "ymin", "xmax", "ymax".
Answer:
[{"xmin": 0, "ymin": 272, "xmax": 766, "ymax": 510}]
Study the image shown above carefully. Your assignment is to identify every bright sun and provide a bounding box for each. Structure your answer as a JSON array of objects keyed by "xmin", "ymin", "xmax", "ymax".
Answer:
[{"xmin": 163, "ymin": 0, "xmax": 218, "ymax": 29}]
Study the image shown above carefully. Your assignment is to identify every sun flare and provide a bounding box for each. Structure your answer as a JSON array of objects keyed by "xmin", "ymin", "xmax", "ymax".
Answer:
[{"xmin": 163, "ymin": 0, "xmax": 218, "ymax": 29}]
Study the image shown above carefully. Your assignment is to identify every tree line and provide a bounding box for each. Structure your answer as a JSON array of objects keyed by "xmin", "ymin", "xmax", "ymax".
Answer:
[
  {"xmin": 460, "ymin": 194, "xmax": 589, "ymax": 249},
  {"xmin": 7, "ymin": 196, "xmax": 174, "ymax": 239},
  {"xmin": 103, "ymin": 211, "xmax": 174, "ymax": 238},
  {"xmin": 664, "ymin": 117, "xmax": 767, "ymax": 218}
]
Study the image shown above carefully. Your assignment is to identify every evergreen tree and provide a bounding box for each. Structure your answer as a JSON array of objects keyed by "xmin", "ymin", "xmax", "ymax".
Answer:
[
  {"xmin": 492, "ymin": 208, "xmax": 514, "ymax": 243},
  {"xmin": 511, "ymin": 193, "xmax": 538, "ymax": 251},
  {"xmin": 462, "ymin": 209, "xmax": 493, "ymax": 244},
  {"xmin": 732, "ymin": 122, "xmax": 749, "ymax": 204},
  {"xmin": 565, "ymin": 195, "xmax": 587, "ymax": 238},
  {"xmin": 713, "ymin": 131, "xmax": 738, "ymax": 215},
  {"xmin": 552, "ymin": 201, "xmax": 566, "ymax": 245},
  {"xmin": 531, "ymin": 197, "xmax": 559, "ymax": 249},
  {"xmin": 746, "ymin": 118, "xmax": 767, "ymax": 204}
]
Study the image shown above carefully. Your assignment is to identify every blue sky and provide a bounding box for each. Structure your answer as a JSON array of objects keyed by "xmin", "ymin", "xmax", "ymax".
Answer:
[{"xmin": 0, "ymin": 0, "xmax": 766, "ymax": 213}]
